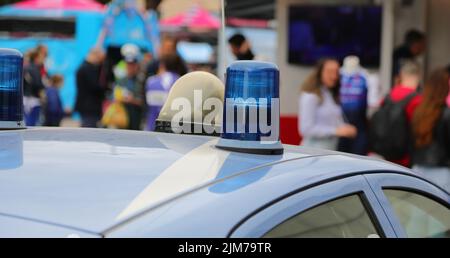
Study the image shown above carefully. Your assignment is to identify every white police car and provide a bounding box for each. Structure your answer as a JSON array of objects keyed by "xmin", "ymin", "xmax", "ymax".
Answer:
[{"xmin": 0, "ymin": 48, "xmax": 449, "ymax": 238}]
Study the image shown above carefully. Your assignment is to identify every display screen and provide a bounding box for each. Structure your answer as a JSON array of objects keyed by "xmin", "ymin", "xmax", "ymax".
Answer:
[{"xmin": 288, "ymin": 5, "xmax": 382, "ymax": 67}]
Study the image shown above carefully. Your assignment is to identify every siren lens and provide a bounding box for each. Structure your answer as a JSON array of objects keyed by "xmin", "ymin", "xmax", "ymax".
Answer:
[
  {"xmin": 0, "ymin": 49, "xmax": 23, "ymax": 122},
  {"xmin": 221, "ymin": 61, "xmax": 280, "ymax": 141}
]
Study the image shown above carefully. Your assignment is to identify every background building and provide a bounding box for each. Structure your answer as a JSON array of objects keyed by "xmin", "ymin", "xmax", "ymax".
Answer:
[{"xmin": 275, "ymin": 0, "xmax": 450, "ymax": 116}]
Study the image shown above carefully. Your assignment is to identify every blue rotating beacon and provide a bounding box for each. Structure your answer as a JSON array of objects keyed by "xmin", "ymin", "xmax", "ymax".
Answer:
[
  {"xmin": 216, "ymin": 61, "xmax": 283, "ymax": 155},
  {"xmin": 0, "ymin": 48, "xmax": 24, "ymax": 129}
]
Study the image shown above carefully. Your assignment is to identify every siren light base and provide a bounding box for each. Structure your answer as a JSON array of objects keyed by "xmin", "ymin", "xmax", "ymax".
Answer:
[{"xmin": 216, "ymin": 138, "xmax": 284, "ymax": 155}]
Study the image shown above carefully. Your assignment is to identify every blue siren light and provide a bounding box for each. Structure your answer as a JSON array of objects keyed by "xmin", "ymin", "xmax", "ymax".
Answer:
[
  {"xmin": 216, "ymin": 61, "xmax": 283, "ymax": 155},
  {"xmin": 0, "ymin": 48, "xmax": 25, "ymax": 129}
]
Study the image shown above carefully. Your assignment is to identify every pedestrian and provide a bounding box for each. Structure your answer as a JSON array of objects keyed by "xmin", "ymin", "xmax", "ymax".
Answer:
[
  {"xmin": 411, "ymin": 68, "xmax": 450, "ymax": 192},
  {"xmin": 23, "ymin": 49, "xmax": 46, "ymax": 126},
  {"xmin": 145, "ymin": 54, "xmax": 180, "ymax": 131},
  {"xmin": 114, "ymin": 54, "xmax": 144, "ymax": 130},
  {"xmin": 338, "ymin": 56, "xmax": 369, "ymax": 155},
  {"xmin": 370, "ymin": 61, "xmax": 422, "ymax": 167},
  {"xmin": 147, "ymin": 36, "xmax": 187, "ymax": 78},
  {"xmin": 228, "ymin": 33, "xmax": 255, "ymax": 61},
  {"xmin": 75, "ymin": 48, "xmax": 106, "ymax": 128},
  {"xmin": 44, "ymin": 75, "xmax": 64, "ymax": 127},
  {"xmin": 299, "ymin": 58, "xmax": 357, "ymax": 150},
  {"xmin": 35, "ymin": 44, "xmax": 49, "ymax": 79},
  {"xmin": 392, "ymin": 30, "xmax": 426, "ymax": 84}
]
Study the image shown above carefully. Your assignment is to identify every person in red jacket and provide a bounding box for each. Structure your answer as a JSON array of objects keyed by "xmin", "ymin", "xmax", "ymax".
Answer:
[{"xmin": 387, "ymin": 61, "xmax": 422, "ymax": 167}]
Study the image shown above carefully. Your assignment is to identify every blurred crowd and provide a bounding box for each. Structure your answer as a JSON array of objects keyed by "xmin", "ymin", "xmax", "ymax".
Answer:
[
  {"xmin": 22, "ymin": 35, "xmax": 187, "ymax": 131},
  {"xmin": 298, "ymin": 30, "xmax": 450, "ymax": 191},
  {"xmin": 21, "ymin": 32, "xmax": 257, "ymax": 131},
  {"xmin": 75, "ymin": 35, "xmax": 187, "ymax": 131}
]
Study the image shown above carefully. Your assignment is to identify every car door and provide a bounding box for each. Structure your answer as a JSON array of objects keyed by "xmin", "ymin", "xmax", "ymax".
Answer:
[
  {"xmin": 365, "ymin": 173, "xmax": 450, "ymax": 238},
  {"xmin": 230, "ymin": 175, "xmax": 397, "ymax": 238}
]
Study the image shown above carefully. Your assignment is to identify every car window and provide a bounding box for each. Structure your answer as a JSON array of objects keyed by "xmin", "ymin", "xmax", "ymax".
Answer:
[
  {"xmin": 383, "ymin": 189, "xmax": 450, "ymax": 238},
  {"xmin": 263, "ymin": 194, "xmax": 380, "ymax": 238}
]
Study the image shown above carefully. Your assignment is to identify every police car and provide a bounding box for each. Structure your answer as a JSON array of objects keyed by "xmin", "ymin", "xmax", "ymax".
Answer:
[{"xmin": 0, "ymin": 49, "xmax": 449, "ymax": 238}]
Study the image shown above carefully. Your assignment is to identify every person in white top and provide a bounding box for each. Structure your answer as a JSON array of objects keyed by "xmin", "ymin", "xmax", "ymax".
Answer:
[{"xmin": 298, "ymin": 58, "xmax": 357, "ymax": 150}]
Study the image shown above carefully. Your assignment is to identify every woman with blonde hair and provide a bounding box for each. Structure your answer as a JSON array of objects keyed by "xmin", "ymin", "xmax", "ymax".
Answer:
[
  {"xmin": 299, "ymin": 58, "xmax": 356, "ymax": 150},
  {"xmin": 412, "ymin": 68, "xmax": 450, "ymax": 192}
]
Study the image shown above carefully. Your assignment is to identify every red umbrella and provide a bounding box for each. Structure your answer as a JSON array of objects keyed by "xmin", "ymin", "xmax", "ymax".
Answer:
[
  {"xmin": 14, "ymin": 0, "xmax": 105, "ymax": 12},
  {"xmin": 160, "ymin": 5, "xmax": 220, "ymax": 31}
]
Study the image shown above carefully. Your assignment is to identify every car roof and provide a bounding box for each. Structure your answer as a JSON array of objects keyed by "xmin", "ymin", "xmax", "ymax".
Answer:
[{"xmin": 0, "ymin": 127, "xmax": 414, "ymax": 235}]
